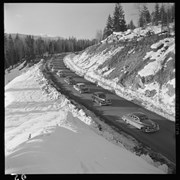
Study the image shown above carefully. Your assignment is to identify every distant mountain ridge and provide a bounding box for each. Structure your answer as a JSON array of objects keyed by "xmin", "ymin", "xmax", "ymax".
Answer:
[{"xmin": 5, "ymin": 33, "xmax": 63, "ymax": 41}]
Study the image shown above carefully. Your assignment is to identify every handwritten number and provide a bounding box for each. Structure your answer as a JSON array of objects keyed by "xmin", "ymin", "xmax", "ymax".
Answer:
[
  {"xmin": 21, "ymin": 174, "xmax": 26, "ymax": 180},
  {"xmin": 13, "ymin": 174, "xmax": 27, "ymax": 180}
]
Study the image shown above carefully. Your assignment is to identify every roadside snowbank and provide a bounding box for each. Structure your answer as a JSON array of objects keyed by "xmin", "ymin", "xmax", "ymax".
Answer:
[{"xmin": 5, "ymin": 60, "xmax": 166, "ymax": 174}]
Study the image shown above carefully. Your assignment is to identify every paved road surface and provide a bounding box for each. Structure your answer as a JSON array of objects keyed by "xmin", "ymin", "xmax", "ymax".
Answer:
[{"xmin": 44, "ymin": 54, "xmax": 176, "ymax": 164}]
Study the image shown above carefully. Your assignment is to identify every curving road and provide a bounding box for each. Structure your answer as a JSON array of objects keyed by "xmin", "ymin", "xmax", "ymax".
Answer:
[{"xmin": 44, "ymin": 54, "xmax": 176, "ymax": 164}]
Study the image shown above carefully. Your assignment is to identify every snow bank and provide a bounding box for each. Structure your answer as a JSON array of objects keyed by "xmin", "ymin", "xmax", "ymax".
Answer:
[{"xmin": 5, "ymin": 60, "xmax": 94, "ymax": 156}]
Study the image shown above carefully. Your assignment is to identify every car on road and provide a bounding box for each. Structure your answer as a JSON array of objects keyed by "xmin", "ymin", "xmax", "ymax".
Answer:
[
  {"xmin": 73, "ymin": 83, "xmax": 89, "ymax": 93},
  {"xmin": 56, "ymin": 70, "xmax": 65, "ymax": 77},
  {"xmin": 122, "ymin": 112, "xmax": 160, "ymax": 133},
  {"xmin": 92, "ymin": 92, "xmax": 111, "ymax": 106},
  {"xmin": 64, "ymin": 76, "xmax": 75, "ymax": 85}
]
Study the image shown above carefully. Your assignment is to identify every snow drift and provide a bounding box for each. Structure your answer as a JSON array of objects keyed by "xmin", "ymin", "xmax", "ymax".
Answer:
[{"xmin": 5, "ymin": 60, "xmax": 165, "ymax": 174}]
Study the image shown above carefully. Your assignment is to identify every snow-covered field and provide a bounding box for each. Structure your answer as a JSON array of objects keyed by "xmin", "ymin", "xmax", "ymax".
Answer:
[{"xmin": 5, "ymin": 60, "xmax": 166, "ymax": 174}]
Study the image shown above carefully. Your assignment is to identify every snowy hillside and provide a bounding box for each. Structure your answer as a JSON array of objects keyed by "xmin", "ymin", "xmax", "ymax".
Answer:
[
  {"xmin": 5, "ymin": 60, "xmax": 167, "ymax": 174},
  {"xmin": 64, "ymin": 24, "xmax": 175, "ymax": 121}
]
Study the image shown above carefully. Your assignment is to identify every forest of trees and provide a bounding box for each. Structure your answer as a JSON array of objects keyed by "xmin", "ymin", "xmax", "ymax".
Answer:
[
  {"xmin": 4, "ymin": 34, "xmax": 96, "ymax": 70},
  {"xmin": 103, "ymin": 3, "xmax": 127, "ymax": 39},
  {"xmin": 102, "ymin": 3, "xmax": 175, "ymax": 39},
  {"xmin": 138, "ymin": 3, "xmax": 175, "ymax": 27},
  {"xmin": 4, "ymin": 3, "xmax": 175, "ymax": 71}
]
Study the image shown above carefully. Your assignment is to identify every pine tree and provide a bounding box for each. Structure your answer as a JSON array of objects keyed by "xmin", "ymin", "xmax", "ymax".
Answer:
[
  {"xmin": 8, "ymin": 35, "xmax": 16, "ymax": 67},
  {"xmin": 113, "ymin": 3, "xmax": 127, "ymax": 32},
  {"xmin": 166, "ymin": 4, "xmax": 174, "ymax": 23},
  {"xmin": 160, "ymin": 4, "xmax": 167, "ymax": 26},
  {"xmin": 138, "ymin": 5, "xmax": 151, "ymax": 27},
  {"xmin": 138, "ymin": 12, "xmax": 144, "ymax": 27},
  {"xmin": 48, "ymin": 41, "xmax": 55, "ymax": 54},
  {"xmin": 4, "ymin": 34, "xmax": 10, "ymax": 69},
  {"xmin": 128, "ymin": 20, "xmax": 136, "ymax": 30},
  {"xmin": 25, "ymin": 35, "xmax": 35, "ymax": 62},
  {"xmin": 154, "ymin": 3, "xmax": 160, "ymax": 25},
  {"xmin": 143, "ymin": 5, "xmax": 151, "ymax": 25},
  {"xmin": 171, "ymin": 4, "xmax": 175, "ymax": 22},
  {"xmin": 103, "ymin": 14, "xmax": 113, "ymax": 39},
  {"xmin": 151, "ymin": 11, "xmax": 155, "ymax": 25},
  {"xmin": 14, "ymin": 34, "xmax": 25, "ymax": 63}
]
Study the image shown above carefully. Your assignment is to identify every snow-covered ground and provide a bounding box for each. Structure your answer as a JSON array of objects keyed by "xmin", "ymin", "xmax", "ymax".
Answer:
[
  {"xmin": 101, "ymin": 23, "xmax": 174, "ymax": 44},
  {"xmin": 5, "ymin": 60, "xmax": 166, "ymax": 174}
]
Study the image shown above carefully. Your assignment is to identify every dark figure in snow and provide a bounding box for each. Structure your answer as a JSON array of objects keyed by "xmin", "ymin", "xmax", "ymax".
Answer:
[{"xmin": 28, "ymin": 134, "xmax": 31, "ymax": 140}]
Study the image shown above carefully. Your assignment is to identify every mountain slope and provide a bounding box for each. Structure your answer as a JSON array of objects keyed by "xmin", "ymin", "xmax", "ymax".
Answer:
[{"xmin": 64, "ymin": 24, "xmax": 175, "ymax": 121}]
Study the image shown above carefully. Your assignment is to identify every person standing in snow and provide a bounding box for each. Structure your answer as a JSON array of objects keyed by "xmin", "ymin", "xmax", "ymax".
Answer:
[{"xmin": 28, "ymin": 134, "xmax": 31, "ymax": 140}]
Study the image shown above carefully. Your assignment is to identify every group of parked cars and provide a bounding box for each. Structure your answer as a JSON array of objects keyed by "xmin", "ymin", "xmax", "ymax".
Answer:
[{"xmin": 51, "ymin": 66, "xmax": 160, "ymax": 133}]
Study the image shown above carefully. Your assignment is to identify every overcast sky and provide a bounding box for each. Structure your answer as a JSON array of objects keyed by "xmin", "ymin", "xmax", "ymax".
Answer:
[{"xmin": 4, "ymin": 3, "xmax": 171, "ymax": 39}]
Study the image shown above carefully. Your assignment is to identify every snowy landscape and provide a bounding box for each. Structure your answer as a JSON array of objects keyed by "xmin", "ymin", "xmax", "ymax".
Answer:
[
  {"xmin": 5, "ymin": 60, "xmax": 167, "ymax": 174},
  {"xmin": 5, "ymin": 3, "xmax": 175, "ymax": 175}
]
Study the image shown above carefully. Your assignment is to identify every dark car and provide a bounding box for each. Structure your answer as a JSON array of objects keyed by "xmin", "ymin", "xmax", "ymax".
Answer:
[
  {"xmin": 92, "ymin": 92, "xmax": 111, "ymax": 106},
  {"xmin": 64, "ymin": 76, "xmax": 75, "ymax": 85},
  {"xmin": 122, "ymin": 112, "xmax": 160, "ymax": 133}
]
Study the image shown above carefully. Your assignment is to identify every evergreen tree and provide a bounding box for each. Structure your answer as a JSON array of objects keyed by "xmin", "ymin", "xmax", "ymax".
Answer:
[
  {"xmin": 128, "ymin": 20, "xmax": 136, "ymax": 30},
  {"xmin": 142, "ymin": 5, "xmax": 151, "ymax": 25},
  {"xmin": 48, "ymin": 41, "xmax": 55, "ymax": 54},
  {"xmin": 138, "ymin": 12, "xmax": 144, "ymax": 27},
  {"xmin": 154, "ymin": 3, "xmax": 160, "ymax": 25},
  {"xmin": 166, "ymin": 4, "xmax": 175, "ymax": 23},
  {"xmin": 4, "ymin": 34, "xmax": 10, "ymax": 69},
  {"xmin": 160, "ymin": 4, "xmax": 167, "ymax": 26},
  {"xmin": 171, "ymin": 4, "xmax": 175, "ymax": 22},
  {"xmin": 138, "ymin": 5, "xmax": 151, "ymax": 27},
  {"xmin": 151, "ymin": 11, "xmax": 155, "ymax": 25},
  {"xmin": 14, "ymin": 34, "xmax": 25, "ymax": 63},
  {"xmin": 8, "ymin": 35, "xmax": 16, "ymax": 67},
  {"xmin": 103, "ymin": 14, "xmax": 113, "ymax": 39},
  {"xmin": 25, "ymin": 35, "xmax": 35, "ymax": 62},
  {"xmin": 113, "ymin": 3, "xmax": 127, "ymax": 32}
]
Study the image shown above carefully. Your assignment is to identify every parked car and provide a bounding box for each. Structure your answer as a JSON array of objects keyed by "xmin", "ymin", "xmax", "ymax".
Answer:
[
  {"xmin": 64, "ymin": 76, "xmax": 75, "ymax": 85},
  {"xmin": 92, "ymin": 92, "xmax": 111, "ymax": 106},
  {"xmin": 73, "ymin": 83, "xmax": 89, "ymax": 93},
  {"xmin": 56, "ymin": 70, "xmax": 65, "ymax": 77},
  {"xmin": 122, "ymin": 112, "xmax": 160, "ymax": 133}
]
